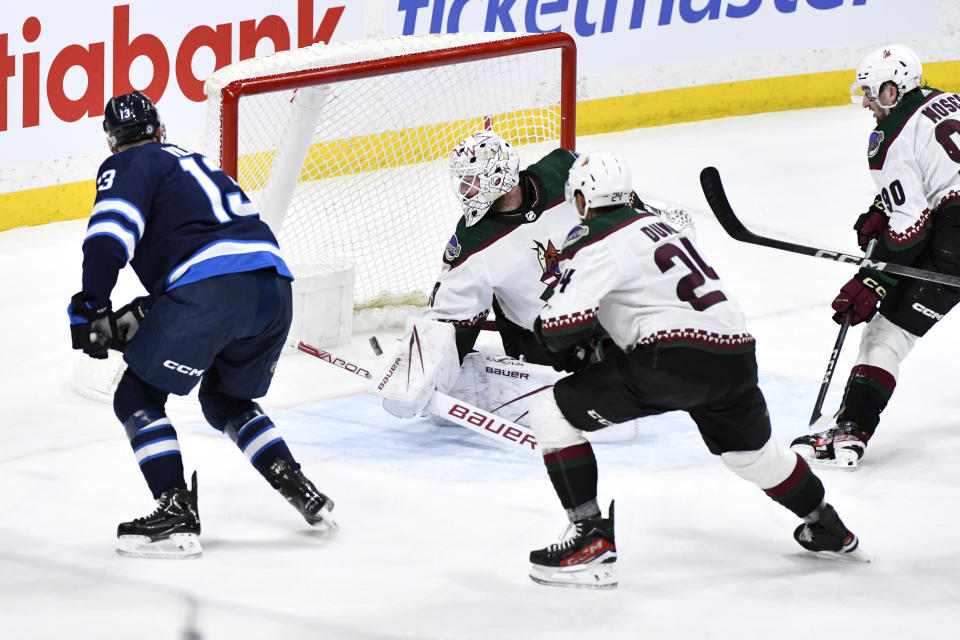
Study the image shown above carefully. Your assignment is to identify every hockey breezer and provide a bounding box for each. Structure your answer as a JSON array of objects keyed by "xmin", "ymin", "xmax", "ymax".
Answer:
[{"xmin": 698, "ymin": 167, "xmax": 960, "ymax": 288}]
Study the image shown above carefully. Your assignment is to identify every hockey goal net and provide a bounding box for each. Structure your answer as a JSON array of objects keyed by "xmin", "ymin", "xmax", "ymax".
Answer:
[{"xmin": 202, "ymin": 32, "xmax": 576, "ymax": 333}]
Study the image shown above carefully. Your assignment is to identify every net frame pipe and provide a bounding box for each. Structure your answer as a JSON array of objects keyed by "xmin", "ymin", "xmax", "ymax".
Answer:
[{"xmin": 217, "ymin": 33, "xmax": 577, "ymax": 179}]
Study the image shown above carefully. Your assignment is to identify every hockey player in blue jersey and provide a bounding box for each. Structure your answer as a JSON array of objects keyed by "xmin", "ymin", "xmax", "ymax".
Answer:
[{"xmin": 67, "ymin": 91, "xmax": 336, "ymax": 557}]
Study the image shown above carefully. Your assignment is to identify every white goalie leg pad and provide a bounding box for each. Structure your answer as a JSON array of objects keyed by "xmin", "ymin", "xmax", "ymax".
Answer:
[
  {"xmin": 529, "ymin": 391, "xmax": 588, "ymax": 451},
  {"xmin": 374, "ymin": 318, "xmax": 460, "ymax": 418},
  {"xmin": 721, "ymin": 436, "xmax": 797, "ymax": 490},
  {"xmin": 438, "ymin": 353, "xmax": 637, "ymax": 441},
  {"xmin": 439, "ymin": 353, "xmax": 561, "ymax": 426},
  {"xmin": 853, "ymin": 314, "xmax": 918, "ymax": 379}
]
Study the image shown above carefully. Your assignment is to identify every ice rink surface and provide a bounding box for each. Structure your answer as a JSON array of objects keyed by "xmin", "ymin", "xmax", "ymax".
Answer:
[{"xmin": 2, "ymin": 105, "xmax": 959, "ymax": 639}]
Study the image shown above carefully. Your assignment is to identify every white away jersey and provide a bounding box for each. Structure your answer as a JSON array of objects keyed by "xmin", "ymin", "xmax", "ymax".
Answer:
[
  {"xmin": 540, "ymin": 208, "xmax": 753, "ymax": 353},
  {"xmin": 423, "ymin": 149, "xmax": 580, "ymax": 333},
  {"xmin": 867, "ymin": 88, "xmax": 960, "ymax": 257}
]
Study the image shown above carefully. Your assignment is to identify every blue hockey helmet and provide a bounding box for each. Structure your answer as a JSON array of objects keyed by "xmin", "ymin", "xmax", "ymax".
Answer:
[{"xmin": 103, "ymin": 91, "xmax": 163, "ymax": 149}]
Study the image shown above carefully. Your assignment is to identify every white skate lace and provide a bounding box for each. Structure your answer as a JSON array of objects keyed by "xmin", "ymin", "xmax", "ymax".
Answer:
[{"xmin": 545, "ymin": 522, "xmax": 585, "ymax": 552}]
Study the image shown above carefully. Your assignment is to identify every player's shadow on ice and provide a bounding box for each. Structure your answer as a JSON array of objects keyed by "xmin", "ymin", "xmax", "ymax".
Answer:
[{"xmin": 199, "ymin": 530, "xmax": 338, "ymax": 552}]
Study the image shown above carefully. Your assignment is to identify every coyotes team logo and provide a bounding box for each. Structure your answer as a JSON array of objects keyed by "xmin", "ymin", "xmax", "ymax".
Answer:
[{"xmin": 532, "ymin": 239, "xmax": 562, "ymax": 286}]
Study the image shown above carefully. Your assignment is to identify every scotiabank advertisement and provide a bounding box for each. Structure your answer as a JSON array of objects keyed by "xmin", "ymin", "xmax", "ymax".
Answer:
[{"xmin": 0, "ymin": 0, "xmax": 941, "ymax": 191}]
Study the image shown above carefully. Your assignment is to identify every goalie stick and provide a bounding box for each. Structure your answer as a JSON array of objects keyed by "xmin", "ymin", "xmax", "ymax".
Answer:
[
  {"xmin": 294, "ymin": 341, "xmax": 538, "ymax": 454},
  {"xmin": 699, "ymin": 166, "xmax": 960, "ymax": 288}
]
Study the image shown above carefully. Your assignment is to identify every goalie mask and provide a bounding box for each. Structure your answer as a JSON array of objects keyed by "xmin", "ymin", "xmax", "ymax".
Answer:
[
  {"xmin": 850, "ymin": 44, "xmax": 922, "ymax": 110},
  {"xmin": 564, "ymin": 152, "xmax": 632, "ymax": 220},
  {"xmin": 449, "ymin": 131, "xmax": 520, "ymax": 226},
  {"xmin": 103, "ymin": 91, "xmax": 164, "ymax": 150}
]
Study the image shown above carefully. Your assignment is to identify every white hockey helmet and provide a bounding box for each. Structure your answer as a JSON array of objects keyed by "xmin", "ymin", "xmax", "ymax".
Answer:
[
  {"xmin": 449, "ymin": 131, "xmax": 520, "ymax": 226},
  {"xmin": 850, "ymin": 44, "xmax": 922, "ymax": 108},
  {"xmin": 564, "ymin": 152, "xmax": 632, "ymax": 220}
]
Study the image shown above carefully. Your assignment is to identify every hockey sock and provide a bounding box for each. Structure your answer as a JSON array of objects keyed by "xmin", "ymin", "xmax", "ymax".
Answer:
[
  {"xmin": 223, "ymin": 407, "xmax": 298, "ymax": 483},
  {"xmin": 122, "ymin": 408, "xmax": 186, "ymax": 499},
  {"xmin": 763, "ymin": 454, "xmax": 825, "ymax": 519},
  {"xmin": 838, "ymin": 365, "xmax": 895, "ymax": 434},
  {"xmin": 542, "ymin": 442, "xmax": 600, "ymax": 521}
]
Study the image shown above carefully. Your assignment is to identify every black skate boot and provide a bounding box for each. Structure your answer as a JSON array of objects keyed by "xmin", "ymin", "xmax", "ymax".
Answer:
[
  {"xmin": 790, "ymin": 421, "xmax": 870, "ymax": 470},
  {"xmin": 529, "ymin": 500, "xmax": 617, "ymax": 589},
  {"xmin": 116, "ymin": 471, "xmax": 201, "ymax": 558},
  {"xmin": 794, "ymin": 503, "xmax": 869, "ymax": 562},
  {"xmin": 266, "ymin": 458, "xmax": 337, "ymax": 532}
]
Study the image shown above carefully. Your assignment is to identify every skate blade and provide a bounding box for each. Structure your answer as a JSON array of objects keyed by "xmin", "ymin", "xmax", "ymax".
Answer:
[
  {"xmin": 528, "ymin": 562, "xmax": 618, "ymax": 589},
  {"xmin": 804, "ymin": 545, "xmax": 871, "ymax": 563},
  {"xmin": 307, "ymin": 506, "xmax": 339, "ymax": 536},
  {"xmin": 116, "ymin": 533, "xmax": 202, "ymax": 558},
  {"xmin": 791, "ymin": 446, "xmax": 860, "ymax": 472}
]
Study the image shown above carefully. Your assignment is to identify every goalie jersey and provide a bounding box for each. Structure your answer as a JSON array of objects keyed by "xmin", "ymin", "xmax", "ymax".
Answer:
[
  {"xmin": 423, "ymin": 148, "xmax": 580, "ymax": 354},
  {"xmin": 81, "ymin": 142, "xmax": 292, "ymax": 306},
  {"xmin": 539, "ymin": 207, "xmax": 754, "ymax": 354},
  {"xmin": 866, "ymin": 87, "xmax": 960, "ymax": 265}
]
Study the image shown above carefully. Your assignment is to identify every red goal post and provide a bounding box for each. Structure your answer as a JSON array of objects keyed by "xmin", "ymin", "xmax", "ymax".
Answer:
[{"xmin": 202, "ymin": 32, "xmax": 576, "ymax": 335}]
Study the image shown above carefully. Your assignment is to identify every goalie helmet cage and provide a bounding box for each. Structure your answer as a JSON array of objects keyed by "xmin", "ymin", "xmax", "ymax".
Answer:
[{"xmin": 202, "ymin": 32, "xmax": 576, "ymax": 330}]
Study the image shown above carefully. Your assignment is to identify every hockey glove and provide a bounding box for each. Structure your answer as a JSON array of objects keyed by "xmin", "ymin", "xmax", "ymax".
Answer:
[
  {"xmin": 550, "ymin": 343, "xmax": 591, "ymax": 373},
  {"xmin": 853, "ymin": 195, "xmax": 888, "ymax": 252},
  {"xmin": 68, "ymin": 292, "xmax": 115, "ymax": 359},
  {"xmin": 831, "ymin": 269, "xmax": 896, "ymax": 325},
  {"xmin": 110, "ymin": 295, "xmax": 152, "ymax": 352}
]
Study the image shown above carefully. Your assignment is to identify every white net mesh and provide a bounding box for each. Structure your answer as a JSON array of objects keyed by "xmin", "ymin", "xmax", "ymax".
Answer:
[{"xmin": 203, "ymin": 33, "xmax": 568, "ymax": 321}]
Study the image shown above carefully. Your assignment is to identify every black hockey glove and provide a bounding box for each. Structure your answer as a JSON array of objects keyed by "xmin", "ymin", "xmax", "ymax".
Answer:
[
  {"xmin": 550, "ymin": 343, "xmax": 591, "ymax": 373},
  {"xmin": 853, "ymin": 195, "xmax": 888, "ymax": 252},
  {"xmin": 68, "ymin": 292, "xmax": 115, "ymax": 359},
  {"xmin": 533, "ymin": 317, "xmax": 592, "ymax": 373},
  {"xmin": 110, "ymin": 295, "xmax": 152, "ymax": 352}
]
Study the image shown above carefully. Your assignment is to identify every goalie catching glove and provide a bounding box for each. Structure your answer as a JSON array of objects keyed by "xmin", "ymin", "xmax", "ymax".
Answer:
[
  {"xmin": 831, "ymin": 268, "xmax": 896, "ymax": 325},
  {"xmin": 68, "ymin": 292, "xmax": 115, "ymax": 359}
]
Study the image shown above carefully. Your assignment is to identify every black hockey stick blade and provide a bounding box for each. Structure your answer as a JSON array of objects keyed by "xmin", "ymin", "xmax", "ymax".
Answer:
[{"xmin": 698, "ymin": 167, "xmax": 960, "ymax": 288}]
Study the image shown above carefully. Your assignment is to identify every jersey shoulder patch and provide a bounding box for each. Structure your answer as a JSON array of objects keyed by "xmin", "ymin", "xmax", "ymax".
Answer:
[
  {"xmin": 441, "ymin": 216, "xmax": 517, "ymax": 268},
  {"xmin": 560, "ymin": 207, "xmax": 651, "ymax": 255},
  {"xmin": 868, "ymin": 87, "xmax": 943, "ymax": 169}
]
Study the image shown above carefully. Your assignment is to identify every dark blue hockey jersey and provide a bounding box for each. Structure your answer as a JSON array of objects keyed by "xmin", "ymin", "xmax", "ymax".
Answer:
[{"xmin": 81, "ymin": 142, "xmax": 292, "ymax": 305}]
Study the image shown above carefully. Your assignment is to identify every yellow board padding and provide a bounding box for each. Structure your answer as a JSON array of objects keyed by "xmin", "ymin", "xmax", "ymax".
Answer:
[
  {"xmin": 577, "ymin": 61, "xmax": 960, "ymax": 135},
  {"xmin": 0, "ymin": 180, "xmax": 94, "ymax": 230},
  {"xmin": 236, "ymin": 109, "xmax": 560, "ymax": 192},
  {"xmin": 4, "ymin": 61, "xmax": 960, "ymax": 232}
]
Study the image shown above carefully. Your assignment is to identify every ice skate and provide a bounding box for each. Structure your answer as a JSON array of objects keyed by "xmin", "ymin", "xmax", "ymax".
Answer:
[
  {"xmin": 116, "ymin": 471, "xmax": 201, "ymax": 558},
  {"xmin": 790, "ymin": 421, "xmax": 870, "ymax": 471},
  {"xmin": 794, "ymin": 503, "xmax": 869, "ymax": 562},
  {"xmin": 529, "ymin": 501, "xmax": 617, "ymax": 589},
  {"xmin": 266, "ymin": 458, "xmax": 338, "ymax": 533}
]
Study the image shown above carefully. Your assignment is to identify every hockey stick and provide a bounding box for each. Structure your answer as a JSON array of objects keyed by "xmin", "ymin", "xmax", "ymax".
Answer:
[
  {"xmin": 699, "ymin": 166, "xmax": 960, "ymax": 288},
  {"xmin": 808, "ymin": 237, "xmax": 878, "ymax": 429},
  {"xmin": 294, "ymin": 340, "xmax": 538, "ymax": 453}
]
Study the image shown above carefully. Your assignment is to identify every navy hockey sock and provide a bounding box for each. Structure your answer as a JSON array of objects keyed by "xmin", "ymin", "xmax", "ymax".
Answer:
[
  {"xmin": 223, "ymin": 407, "xmax": 297, "ymax": 482},
  {"xmin": 122, "ymin": 408, "xmax": 186, "ymax": 499},
  {"xmin": 542, "ymin": 442, "xmax": 600, "ymax": 521},
  {"xmin": 764, "ymin": 454, "xmax": 826, "ymax": 518}
]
